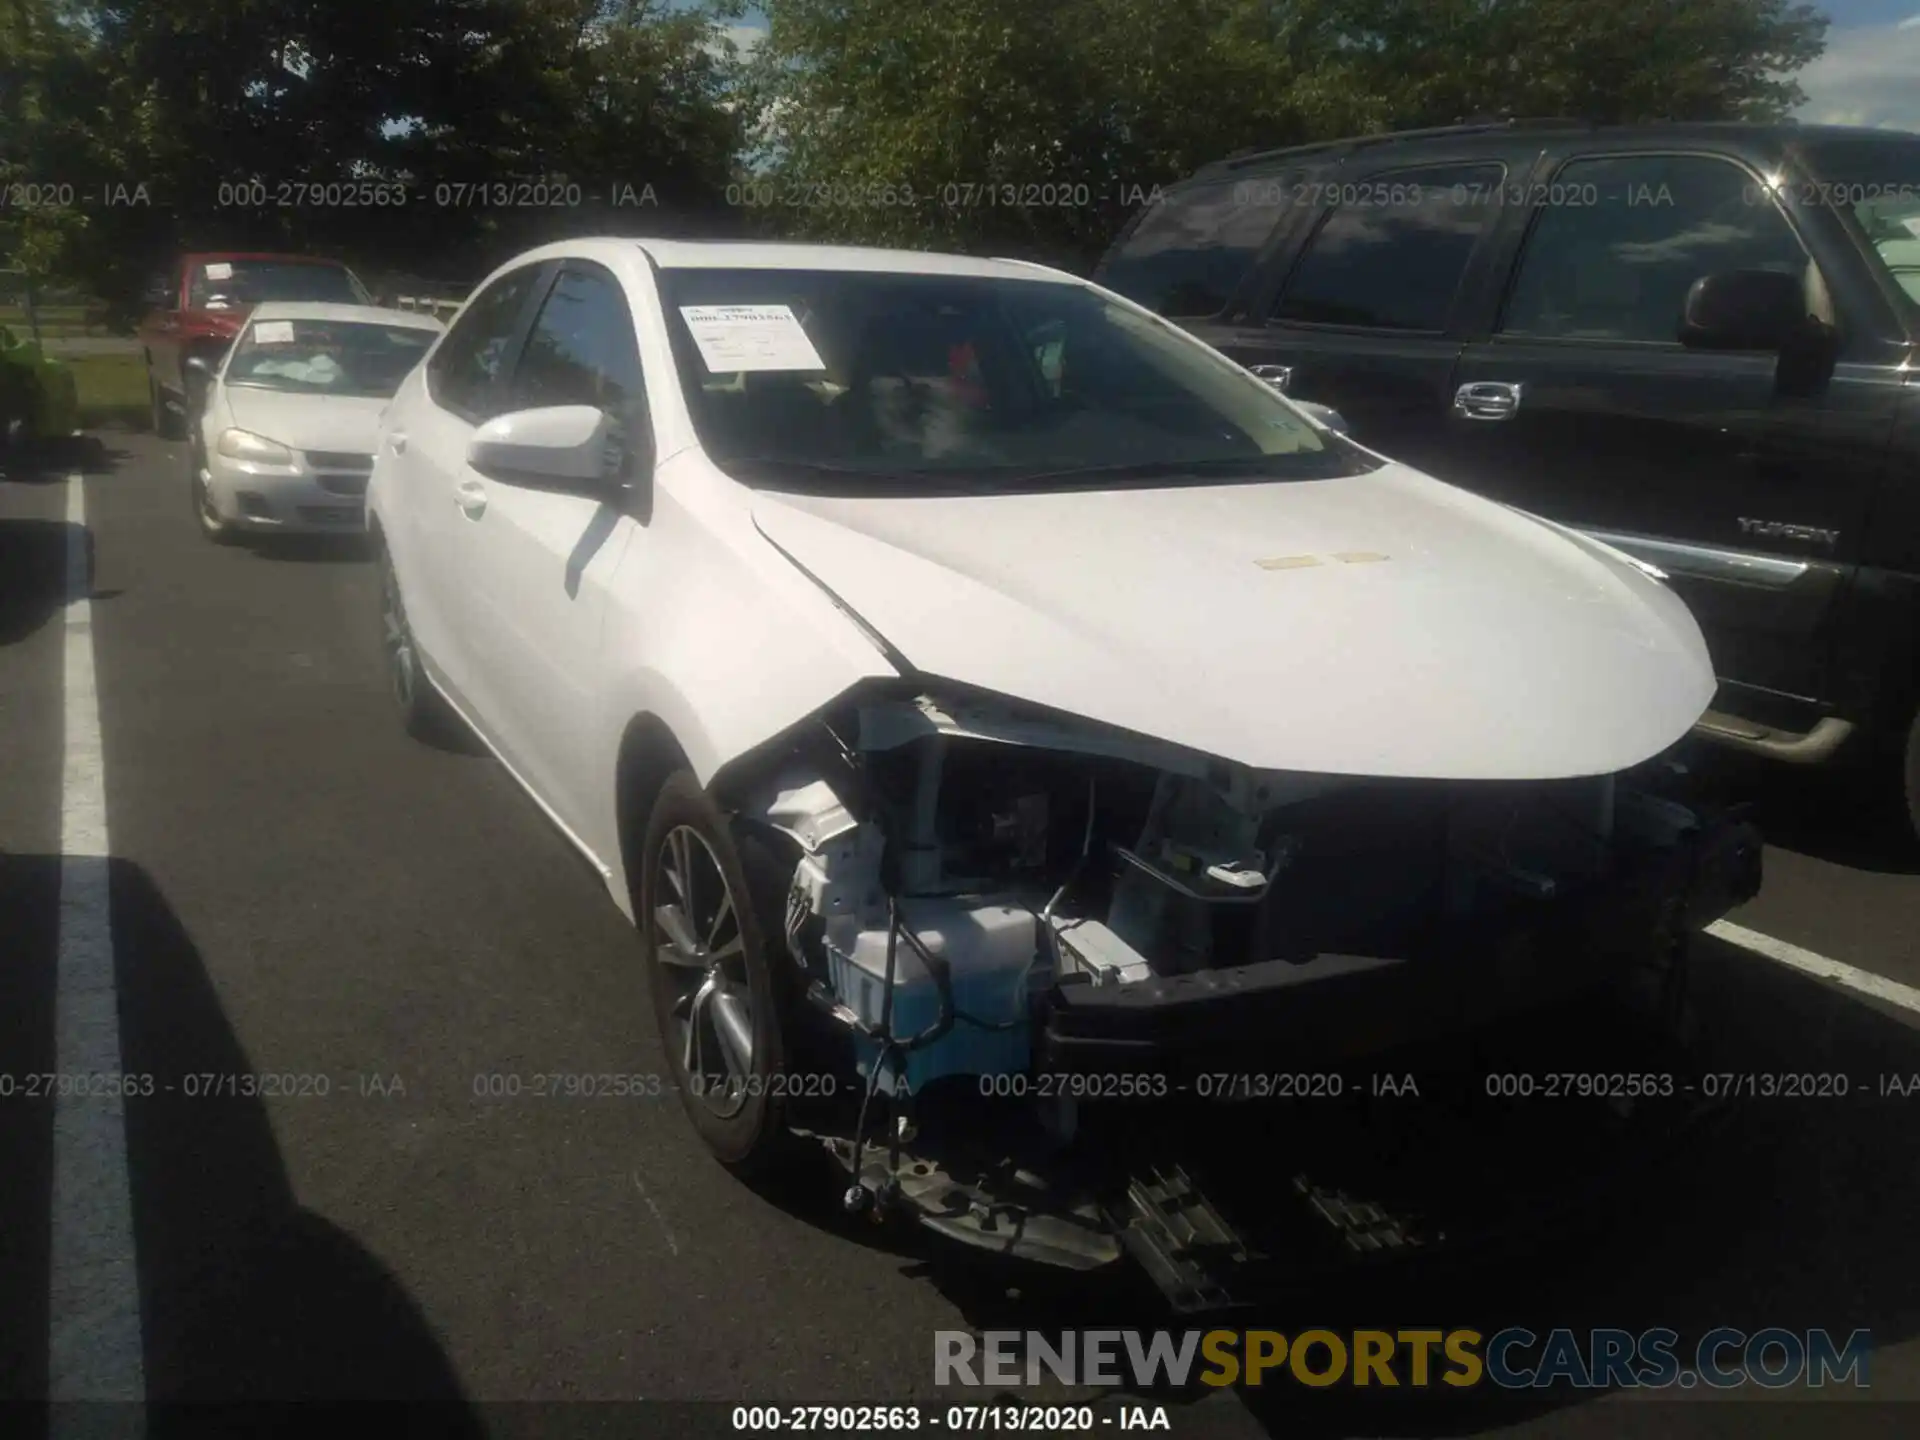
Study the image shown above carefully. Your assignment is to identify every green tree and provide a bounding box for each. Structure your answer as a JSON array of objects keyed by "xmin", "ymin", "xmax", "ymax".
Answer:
[{"xmin": 722, "ymin": 0, "xmax": 1828, "ymax": 270}]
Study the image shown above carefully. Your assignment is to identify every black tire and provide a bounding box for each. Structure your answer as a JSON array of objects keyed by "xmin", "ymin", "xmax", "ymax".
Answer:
[
  {"xmin": 640, "ymin": 770, "xmax": 795, "ymax": 1175},
  {"xmin": 1904, "ymin": 707, "xmax": 1920, "ymax": 844},
  {"xmin": 378, "ymin": 542, "xmax": 456, "ymax": 743},
  {"xmin": 190, "ymin": 437, "xmax": 238, "ymax": 545},
  {"xmin": 149, "ymin": 369, "xmax": 183, "ymax": 440}
]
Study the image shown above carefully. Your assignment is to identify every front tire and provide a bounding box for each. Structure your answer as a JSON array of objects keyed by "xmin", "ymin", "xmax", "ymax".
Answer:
[
  {"xmin": 379, "ymin": 542, "xmax": 455, "ymax": 743},
  {"xmin": 191, "ymin": 438, "xmax": 238, "ymax": 545},
  {"xmin": 641, "ymin": 770, "xmax": 793, "ymax": 1175}
]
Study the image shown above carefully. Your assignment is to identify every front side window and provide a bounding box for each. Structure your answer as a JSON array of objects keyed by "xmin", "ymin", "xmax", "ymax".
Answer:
[
  {"xmin": 659, "ymin": 268, "xmax": 1380, "ymax": 493},
  {"xmin": 427, "ymin": 267, "xmax": 542, "ymax": 421},
  {"xmin": 1272, "ymin": 163, "xmax": 1504, "ymax": 331},
  {"xmin": 225, "ymin": 318, "xmax": 439, "ymax": 398},
  {"xmin": 188, "ymin": 260, "xmax": 369, "ymax": 310},
  {"xmin": 505, "ymin": 267, "xmax": 645, "ymax": 420},
  {"xmin": 1097, "ymin": 179, "xmax": 1293, "ymax": 318},
  {"xmin": 1501, "ymin": 155, "xmax": 1808, "ymax": 343},
  {"xmin": 1796, "ymin": 136, "xmax": 1920, "ymax": 312}
]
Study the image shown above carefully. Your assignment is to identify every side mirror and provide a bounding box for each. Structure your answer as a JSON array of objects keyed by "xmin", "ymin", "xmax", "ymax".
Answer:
[
  {"xmin": 467, "ymin": 404, "xmax": 650, "ymax": 500},
  {"xmin": 1678, "ymin": 269, "xmax": 1806, "ymax": 351},
  {"xmin": 1292, "ymin": 400, "xmax": 1349, "ymax": 435},
  {"xmin": 182, "ymin": 355, "xmax": 215, "ymax": 378}
]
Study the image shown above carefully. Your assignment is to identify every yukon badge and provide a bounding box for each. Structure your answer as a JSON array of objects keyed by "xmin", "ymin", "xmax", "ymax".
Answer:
[{"xmin": 1737, "ymin": 517, "xmax": 1839, "ymax": 549}]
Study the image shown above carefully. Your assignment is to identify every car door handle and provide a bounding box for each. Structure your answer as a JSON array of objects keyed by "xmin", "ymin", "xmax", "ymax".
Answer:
[
  {"xmin": 455, "ymin": 480, "xmax": 487, "ymax": 518},
  {"xmin": 1453, "ymin": 381, "xmax": 1523, "ymax": 421},
  {"xmin": 388, "ymin": 431, "xmax": 407, "ymax": 454},
  {"xmin": 1249, "ymin": 364, "xmax": 1293, "ymax": 392}
]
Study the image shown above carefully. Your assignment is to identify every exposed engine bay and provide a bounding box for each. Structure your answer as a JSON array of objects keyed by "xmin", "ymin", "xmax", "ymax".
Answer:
[{"xmin": 735, "ymin": 687, "xmax": 1763, "ymax": 1308}]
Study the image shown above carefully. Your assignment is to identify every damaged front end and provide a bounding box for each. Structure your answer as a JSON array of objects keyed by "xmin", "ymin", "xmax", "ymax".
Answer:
[{"xmin": 734, "ymin": 687, "xmax": 1761, "ymax": 1309}]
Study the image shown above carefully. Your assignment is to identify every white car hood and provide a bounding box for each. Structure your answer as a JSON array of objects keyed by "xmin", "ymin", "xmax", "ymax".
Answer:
[
  {"xmin": 221, "ymin": 386, "xmax": 389, "ymax": 455},
  {"xmin": 750, "ymin": 463, "xmax": 1716, "ymax": 781}
]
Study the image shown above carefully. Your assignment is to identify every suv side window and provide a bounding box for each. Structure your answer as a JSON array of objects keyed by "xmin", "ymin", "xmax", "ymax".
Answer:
[
  {"xmin": 504, "ymin": 265, "xmax": 646, "ymax": 423},
  {"xmin": 1272, "ymin": 163, "xmax": 1504, "ymax": 331},
  {"xmin": 1500, "ymin": 154, "xmax": 1808, "ymax": 343},
  {"xmin": 427, "ymin": 265, "xmax": 542, "ymax": 421},
  {"xmin": 1098, "ymin": 178, "xmax": 1293, "ymax": 318}
]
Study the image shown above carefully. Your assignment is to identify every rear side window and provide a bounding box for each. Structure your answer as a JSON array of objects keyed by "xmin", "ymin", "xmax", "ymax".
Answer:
[
  {"xmin": 1097, "ymin": 179, "xmax": 1291, "ymax": 318},
  {"xmin": 1272, "ymin": 163, "xmax": 1504, "ymax": 331},
  {"xmin": 1500, "ymin": 155, "xmax": 1808, "ymax": 343},
  {"xmin": 427, "ymin": 266, "xmax": 542, "ymax": 421}
]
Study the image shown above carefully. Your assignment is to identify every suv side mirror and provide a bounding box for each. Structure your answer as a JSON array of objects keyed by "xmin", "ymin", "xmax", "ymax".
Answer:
[
  {"xmin": 1678, "ymin": 269, "xmax": 1806, "ymax": 351},
  {"xmin": 182, "ymin": 355, "xmax": 215, "ymax": 378}
]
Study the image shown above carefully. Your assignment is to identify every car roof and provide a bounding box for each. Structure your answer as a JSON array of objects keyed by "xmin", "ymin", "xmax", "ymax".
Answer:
[
  {"xmin": 489, "ymin": 236, "xmax": 1079, "ymax": 283},
  {"xmin": 245, "ymin": 301, "xmax": 443, "ymax": 329},
  {"xmin": 1186, "ymin": 118, "xmax": 1917, "ymax": 182},
  {"xmin": 184, "ymin": 252, "xmax": 353, "ymax": 265}
]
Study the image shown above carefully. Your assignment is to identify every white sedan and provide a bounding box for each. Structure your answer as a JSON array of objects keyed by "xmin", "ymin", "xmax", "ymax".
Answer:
[
  {"xmin": 190, "ymin": 301, "xmax": 443, "ymax": 543},
  {"xmin": 367, "ymin": 238, "xmax": 1759, "ymax": 1293}
]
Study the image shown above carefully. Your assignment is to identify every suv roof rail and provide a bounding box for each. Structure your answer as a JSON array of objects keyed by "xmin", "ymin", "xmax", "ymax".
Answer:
[{"xmin": 1202, "ymin": 117, "xmax": 1593, "ymax": 174}]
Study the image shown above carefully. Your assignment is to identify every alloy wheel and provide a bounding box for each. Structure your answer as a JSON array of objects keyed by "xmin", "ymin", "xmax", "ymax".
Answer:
[{"xmin": 652, "ymin": 824, "xmax": 755, "ymax": 1118}]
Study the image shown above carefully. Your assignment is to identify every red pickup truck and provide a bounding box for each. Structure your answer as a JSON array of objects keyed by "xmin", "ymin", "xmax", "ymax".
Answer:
[{"xmin": 137, "ymin": 251, "xmax": 371, "ymax": 438}]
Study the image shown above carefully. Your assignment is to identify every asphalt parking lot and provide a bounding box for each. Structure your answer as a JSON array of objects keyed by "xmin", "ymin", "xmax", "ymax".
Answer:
[{"xmin": 4, "ymin": 431, "xmax": 1920, "ymax": 1438}]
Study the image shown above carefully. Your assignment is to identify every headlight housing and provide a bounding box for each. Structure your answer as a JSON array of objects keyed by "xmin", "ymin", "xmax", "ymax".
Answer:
[{"xmin": 217, "ymin": 428, "xmax": 293, "ymax": 465}]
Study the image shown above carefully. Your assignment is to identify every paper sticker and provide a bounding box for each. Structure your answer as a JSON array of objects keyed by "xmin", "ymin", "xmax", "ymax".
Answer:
[
  {"xmin": 252, "ymin": 320, "xmax": 296, "ymax": 345},
  {"xmin": 204, "ymin": 262, "xmax": 234, "ymax": 280},
  {"xmin": 678, "ymin": 304, "xmax": 826, "ymax": 373}
]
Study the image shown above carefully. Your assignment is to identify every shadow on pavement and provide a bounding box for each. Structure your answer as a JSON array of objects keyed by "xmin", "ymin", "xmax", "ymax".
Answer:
[
  {"xmin": 0, "ymin": 441, "xmax": 128, "ymax": 650},
  {"xmin": 245, "ymin": 534, "xmax": 376, "ymax": 565},
  {"xmin": 0, "ymin": 856, "xmax": 482, "ymax": 1437}
]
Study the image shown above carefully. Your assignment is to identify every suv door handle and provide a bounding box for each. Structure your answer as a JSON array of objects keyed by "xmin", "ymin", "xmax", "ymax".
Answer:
[
  {"xmin": 388, "ymin": 432, "xmax": 407, "ymax": 454},
  {"xmin": 1249, "ymin": 364, "xmax": 1293, "ymax": 392},
  {"xmin": 455, "ymin": 479, "xmax": 487, "ymax": 518},
  {"xmin": 1454, "ymin": 381, "xmax": 1523, "ymax": 421}
]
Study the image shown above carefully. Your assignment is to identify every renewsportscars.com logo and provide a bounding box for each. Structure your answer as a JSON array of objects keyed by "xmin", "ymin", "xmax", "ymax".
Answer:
[{"xmin": 936, "ymin": 1328, "xmax": 1872, "ymax": 1391}]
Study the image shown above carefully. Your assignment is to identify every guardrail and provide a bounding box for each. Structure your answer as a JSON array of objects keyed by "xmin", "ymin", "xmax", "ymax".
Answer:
[{"xmin": 391, "ymin": 296, "xmax": 466, "ymax": 318}]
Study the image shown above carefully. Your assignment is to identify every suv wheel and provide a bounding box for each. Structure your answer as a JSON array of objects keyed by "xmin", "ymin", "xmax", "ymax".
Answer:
[
  {"xmin": 641, "ymin": 771, "xmax": 794, "ymax": 1175},
  {"xmin": 1904, "ymin": 707, "xmax": 1920, "ymax": 843}
]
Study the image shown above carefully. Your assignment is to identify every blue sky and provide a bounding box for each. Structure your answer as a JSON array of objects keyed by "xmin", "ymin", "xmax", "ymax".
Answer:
[{"xmin": 1795, "ymin": 0, "xmax": 1920, "ymax": 129}]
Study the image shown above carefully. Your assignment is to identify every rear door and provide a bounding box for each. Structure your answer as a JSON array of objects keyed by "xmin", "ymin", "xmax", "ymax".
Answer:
[
  {"xmin": 1201, "ymin": 155, "xmax": 1519, "ymax": 478},
  {"xmin": 439, "ymin": 260, "xmax": 647, "ymax": 838},
  {"xmin": 1444, "ymin": 147, "xmax": 1890, "ymax": 706}
]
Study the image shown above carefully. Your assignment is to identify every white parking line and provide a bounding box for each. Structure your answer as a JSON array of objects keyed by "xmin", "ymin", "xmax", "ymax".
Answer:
[
  {"xmin": 49, "ymin": 472, "xmax": 145, "ymax": 1414},
  {"xmin": 1707, "ymin": 919, "xmax": 1920, "ymax": 1018}
]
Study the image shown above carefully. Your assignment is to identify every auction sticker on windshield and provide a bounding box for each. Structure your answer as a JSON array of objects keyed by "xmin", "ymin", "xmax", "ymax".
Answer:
[
  {"xmin": 204, "ymin": 261, "xmax": 233, "ymax": 280},
  {"xmin": 252, "ymin": 321, "xmax": 296, "ymax": 345},
  {"xmin": 679, "ymin": 304, "xmax": 826, "ymax": 373}
]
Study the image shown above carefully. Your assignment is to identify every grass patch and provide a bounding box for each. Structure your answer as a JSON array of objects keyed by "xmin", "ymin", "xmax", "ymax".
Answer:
[
  {"xmin": 0, "ymin": 304, "xmax": 127, "ymax": 338},
  {"xmin": 67, "ymin": 350, "xmax": 150, "ymax": 431}
]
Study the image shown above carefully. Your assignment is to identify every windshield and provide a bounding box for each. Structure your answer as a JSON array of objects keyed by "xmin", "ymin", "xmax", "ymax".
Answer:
[
  {"xmin": 189, "ymin": 259, "xmax": 370, "ymax": 310},
  {"xmin": 224, "ymin": 317, "xmax": 438, "ymax": 398},
  {"xmin": 1799, "ymin": 137, "xmax": 1920, "ymax": 312},
  {"xmin": 658, "ymin": 268, "xmax": 1378, "ymax": 492}
]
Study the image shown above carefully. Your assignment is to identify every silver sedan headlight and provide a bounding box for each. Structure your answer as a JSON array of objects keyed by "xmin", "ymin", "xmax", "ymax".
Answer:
[{"xmin": 217, "ymin": 428, "xmax": 294, "ymax": 465}]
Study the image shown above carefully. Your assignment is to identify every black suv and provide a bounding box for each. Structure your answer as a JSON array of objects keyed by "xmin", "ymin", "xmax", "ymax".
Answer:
[{"xmin": 1096, "ymin": 120, "xmax": 1920, "ymax": 830}]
